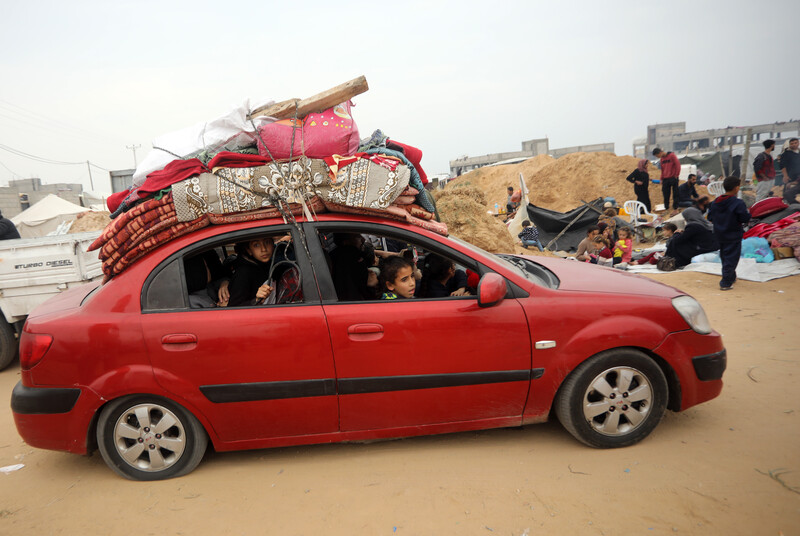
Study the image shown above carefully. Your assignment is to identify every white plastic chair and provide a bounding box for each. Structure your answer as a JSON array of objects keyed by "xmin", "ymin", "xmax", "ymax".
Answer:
[
  {"xmin": 623, "ymin": 200, "xmax": 654, "ymax": 229},
  {"xmin": 707, "ymin": 180, "xmax": 725, "ymax": 196}
]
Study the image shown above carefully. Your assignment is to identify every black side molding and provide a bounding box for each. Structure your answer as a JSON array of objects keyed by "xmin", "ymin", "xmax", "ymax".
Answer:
[
  {"xmin": 338, "ymin": 370, "xmax": 530, "ymax": 395},
  {"xmin": 11, "ymin": 382, "xmax": 81, "ymax": 415},
  {"xmin": 200, "ymin": 379, "xmax": 336, "ymax": 403},
  {"xmin": 692, "ymin": 349, "xmax": 727, "ymax": 381}
]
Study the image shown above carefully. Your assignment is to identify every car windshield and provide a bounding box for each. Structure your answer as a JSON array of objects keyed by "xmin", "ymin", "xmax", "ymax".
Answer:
[{"xmin": 446, "ymin": 235, "xmax": 559, "ymax": 289}]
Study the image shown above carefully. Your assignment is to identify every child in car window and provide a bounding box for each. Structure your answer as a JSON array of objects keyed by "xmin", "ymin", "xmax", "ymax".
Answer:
[
  {"xmin": 417, "ymin": 254, "xmax": 470, "ymax": 298},
  {"xmin": 379, "ymin": 256, "xmax": 416, "ymax": 300},
  {"xmin": 226, "ymin": 237, "xmax": 275, "ymax": 307}
]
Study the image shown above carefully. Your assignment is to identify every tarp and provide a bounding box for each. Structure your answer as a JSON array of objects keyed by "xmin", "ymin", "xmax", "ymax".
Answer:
[
  {"xmin": 679, "ymin": 152, "xmax": 742, "ymax": 178},
  {"xmin": 525, "ymin": 198, "xmax": 605, "ymax": 252},
  {"xmin": 11, "ymin": 194, "xmax": 89, "ymax": 238},
  {"xmin": 627, "ymin": 257, "xmax": 800, "ymax": 282}
]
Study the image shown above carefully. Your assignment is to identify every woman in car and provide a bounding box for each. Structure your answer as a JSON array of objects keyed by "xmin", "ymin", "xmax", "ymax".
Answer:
[{"xmin": 226, "ymin": 237, "xmax": 276, "ymax": 307}]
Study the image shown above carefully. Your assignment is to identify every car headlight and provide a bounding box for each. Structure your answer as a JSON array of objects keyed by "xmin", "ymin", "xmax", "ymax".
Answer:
[{"xmin": 672, "ymin": 295, "xmax": 712, "ymax": 334}]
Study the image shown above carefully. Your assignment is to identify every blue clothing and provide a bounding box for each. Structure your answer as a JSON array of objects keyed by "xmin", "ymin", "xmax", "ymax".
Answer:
[
  {"xmin": 719, "ymin": 240, "xmax": 742, "ymax": 288},
  {"xmin": 708, "ymin": 195, "xmax": 751, "ymax": 242},
  {"xmin": 381, "ymin": 291, "xmax": 399, "ymax": 300}
]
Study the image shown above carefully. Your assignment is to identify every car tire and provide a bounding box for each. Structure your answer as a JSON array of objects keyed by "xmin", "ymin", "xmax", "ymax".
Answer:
[
  {"xmin": 0, "ymin": 318, "xmax": 19, "ymax": 371},
  {"xmin": 554, "ymin": 349, "xmax": 668, "ymax": 448},
  {"xmin": 97, "ymin": 395, "xmax": 208, "ymax": 481}
]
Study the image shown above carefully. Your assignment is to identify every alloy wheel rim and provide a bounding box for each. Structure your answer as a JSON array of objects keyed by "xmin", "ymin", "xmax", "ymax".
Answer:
[
  {"xmin": 113, "ymin": 403, "xmax": 186, "ymax": 472},
  {"xmin": 582, "ymin": 366, "xmax": 653, "ymax": 436}
]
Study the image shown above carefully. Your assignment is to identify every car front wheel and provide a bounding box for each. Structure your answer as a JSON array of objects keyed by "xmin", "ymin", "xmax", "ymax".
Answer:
[
  {"xmin": 555, "ymin": 350, "xmax": 668, "ymax": 448},
  {"xmin": 97, "ymin": 395, "xmax": 208, "ymax": 480}
]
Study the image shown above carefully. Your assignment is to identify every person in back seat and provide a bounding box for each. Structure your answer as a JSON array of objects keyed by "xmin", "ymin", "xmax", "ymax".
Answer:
[
  {"xmin": 227, "ymin": 237, "xmax": 276, "ymax": 306},
  {"xmin": 329, "ymin": 233, "xmax": 378, "ymax": 301},
  {"xmin": 184, "ymin": 249, "xmax": 230, "ymax": 308}
]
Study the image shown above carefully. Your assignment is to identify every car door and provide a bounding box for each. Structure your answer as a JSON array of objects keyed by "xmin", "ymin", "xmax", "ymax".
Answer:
[
  {"xmin": 139, "ymin": 225, "xmax": 339, "ymax": 443},
  {"xmin": 309, "ymin": 222, "xmax": 532, "ymax": 432}
]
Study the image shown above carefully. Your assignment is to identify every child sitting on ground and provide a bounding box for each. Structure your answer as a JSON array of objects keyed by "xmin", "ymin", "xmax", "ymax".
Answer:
[
  {"xmin": 379, "ymin": 256, "xmax": 417, "ymax": 300},
  {"xmin": 517, "ymin": 220, "xmax": 544, "ymax": 251},
  {"xmin": 613, "ymin": 228, "xmax": 633, "ymax": 267}
]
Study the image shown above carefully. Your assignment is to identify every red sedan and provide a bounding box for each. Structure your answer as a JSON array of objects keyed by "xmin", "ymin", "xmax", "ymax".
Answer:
[{"xmin": 11, "ymin": 214, "xmax": 726, "ymax": 480}]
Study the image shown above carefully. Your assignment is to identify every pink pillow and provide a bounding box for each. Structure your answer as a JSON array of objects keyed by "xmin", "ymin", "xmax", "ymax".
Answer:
[
  {"xmin": 256, "ymin": 101, "xmax": 360, "ymax": 159},
  {"xmin": 750, "ymin": 197, "xmax": 788, "ymax": 218}
]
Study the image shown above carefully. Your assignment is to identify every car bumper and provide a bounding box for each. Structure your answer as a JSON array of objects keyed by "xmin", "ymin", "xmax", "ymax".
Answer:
[
  {"xmin": 692, "ymin": 349, "xmax": 727, "ymax": 381},
  {"xmin": 653, "ymin": 330, "xmax": 726, "ymax": 411},
  {"xmin": 11, "ymin": 382, "xmax": 99, "ymax": 454}
]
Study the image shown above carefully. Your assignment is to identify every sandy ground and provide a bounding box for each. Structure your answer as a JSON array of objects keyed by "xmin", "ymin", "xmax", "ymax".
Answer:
[{"xmin": 0, "ymin": 272, "xmax": 798, "ymax": 535}]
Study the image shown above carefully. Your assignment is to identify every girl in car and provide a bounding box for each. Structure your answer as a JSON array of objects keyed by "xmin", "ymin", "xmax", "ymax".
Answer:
[
  {"xmin": 226, "ymin": 237, "xmax": 275, "ymax": 306},
  {"xmin": 379, "ymin": 256, "xmax": 417, "ymax": 300}
]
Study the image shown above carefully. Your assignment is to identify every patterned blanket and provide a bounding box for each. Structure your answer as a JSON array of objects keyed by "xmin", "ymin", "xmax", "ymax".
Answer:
[{"xmin": 91, "ymin": 155, "xmax": 444, "ymax": 279}]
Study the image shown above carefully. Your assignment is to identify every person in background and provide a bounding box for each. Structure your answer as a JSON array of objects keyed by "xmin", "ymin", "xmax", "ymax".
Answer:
[
  {"xmin": 694, "ymin": 195, "xmax": 712, "ymax": 216},
  {"xmin": 778, "ymin": 138, "xmax": 800, "ymax": 201},
  {"xmin": 664, "ymin": 207, "xmax": 719, "ymax": 267},
  {"xmin": 518, "ymin": 220, "xmax": 544, "ymax": 251},
  {"xmin": 612, "ymin": 227, "xmax": 633, "ymax": 267},
  {"xmin": 575, "ymin": 226, "xmax": 601, "ymax": 262},
  {"xmin": 653, "ymin": 147, "xmax": 682, "ymax": 211},
  {"xmin": 708, "ymin": 177, "xmax": 751, "ymax": 291},
  {"xmin": 0, "ymin": 210, "xmax": 20, "ymax": 240},
  {"xmin": 506, "ymin": 186, "xmax": 520, "ymax": 215},
  {"xmin": 753, "ymin": 139, "xmax": 776, "ymax": 202},
  {"xmin": 625, "ymin": 159, "xmax": 652, "ymax": 211},
  {"xmin": 677, "ymin": 174, "xmax": 700, "ymax": 207}
]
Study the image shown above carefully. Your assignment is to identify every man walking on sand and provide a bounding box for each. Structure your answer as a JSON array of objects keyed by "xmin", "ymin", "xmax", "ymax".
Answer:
[
  {"xmin": 653, "ymin": 148, "xmax": 681, "ymax": 211},
  {"xmin": 753, "ymin": 139, "xmax": 776, "ymax": 202}
]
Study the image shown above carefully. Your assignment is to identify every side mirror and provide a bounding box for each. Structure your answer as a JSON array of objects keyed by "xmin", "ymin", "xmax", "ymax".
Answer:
[{"xmin": 477, "ymin": 273, "xmax": 507, "ymax": 308}]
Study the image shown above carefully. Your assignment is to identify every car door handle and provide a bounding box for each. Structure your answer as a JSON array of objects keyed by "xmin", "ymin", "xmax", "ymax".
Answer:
[
  {"xmin": 347, "ymin": 324, "xmax": 384, "ymax": 342},
  {"xmin": 162, "ymin": 334, "xmax": 198, "ymax": 344},
  {"xmin": 348, "ymin": 324, "xmax": 384, "ymax": 334}
]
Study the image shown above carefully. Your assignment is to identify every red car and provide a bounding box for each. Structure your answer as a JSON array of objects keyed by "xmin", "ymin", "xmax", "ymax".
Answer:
[{"xmin": 11, "ymin": 214, "xmax": 726, "ymax": 480}]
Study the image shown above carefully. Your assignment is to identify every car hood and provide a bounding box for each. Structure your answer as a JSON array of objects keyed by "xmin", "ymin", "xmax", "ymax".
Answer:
[{"xmin": 520, "ymin": 255, "xmax": 683, "ymax": 298}]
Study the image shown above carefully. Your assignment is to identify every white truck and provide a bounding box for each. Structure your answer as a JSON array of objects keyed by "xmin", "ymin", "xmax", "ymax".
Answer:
[{"xmin": 0, "ymin": 231, "xmax": 102, "ymax": 370}]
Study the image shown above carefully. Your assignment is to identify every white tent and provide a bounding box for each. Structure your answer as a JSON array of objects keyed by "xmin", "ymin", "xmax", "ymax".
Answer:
[{"xmin": 11, "ymin": 194, "xmax": 90, "ymax": 238}]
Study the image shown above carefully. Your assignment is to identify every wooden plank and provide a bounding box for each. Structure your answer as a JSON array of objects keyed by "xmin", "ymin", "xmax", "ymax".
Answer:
[
  {"xmin": 544, "ymin": 205, "xmax": 591, "ymax": 251},
  {"xmin": 248, "ymin": 76, "xmax": 369, "ymax": 120}
]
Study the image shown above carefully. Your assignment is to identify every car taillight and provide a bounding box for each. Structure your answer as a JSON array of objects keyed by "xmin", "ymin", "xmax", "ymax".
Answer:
[{"xmin": 20, "ymin": 332, "xmax": 53, "ymax": 369}]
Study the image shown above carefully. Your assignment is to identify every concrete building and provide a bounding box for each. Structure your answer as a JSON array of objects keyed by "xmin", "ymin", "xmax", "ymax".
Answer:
[
  {"xmin": 0, "ymin": 178, "xmax": 84, "ymax": 219},
  {"xmin": 633, "ymin": 120, "xmax": 800, "ymax": 159},
  {"xmin": 449, "ymin": 137, "xmax": 614, "ymax": 176},
  {"xmin": 109, "ymin": 169, "xmax": 135, "ymax": 194}
]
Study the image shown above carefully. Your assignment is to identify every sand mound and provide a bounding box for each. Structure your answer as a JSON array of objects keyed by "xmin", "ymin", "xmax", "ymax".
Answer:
[
  {"xmin": 445, "ymin": 152, "xmax": 722, "ymax": 215},
  {"xmin": 69, "ymin": 211, "xmax": 111, "ymax": 233},
  {"xmin": 434, "ymin": 185, "xmax": 516, "ymax": 254},
  {"xmin": 448, "ymin": 155, "xmax": 555, "ymax": 210}
]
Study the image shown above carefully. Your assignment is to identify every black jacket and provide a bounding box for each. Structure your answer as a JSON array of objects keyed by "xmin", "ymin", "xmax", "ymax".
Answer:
[
  {"xmin": 625, "ymin": 169, "xmax": 649, "ymax": 187},
  {"xmin": 227, "ymin": 254, "xmax": 270, "ymax": 307},
  {"xmin": 708, "ymin": 195, "xmax": 751, "ymax": 242},
  {"xmin": 666, "ymin": 224, "xmax": 719, "ymax": 267},
  {"xmin": 0, "ymin": 217, "xmax": 20, "ymax": 240},
  {"xmin": 677, "ymin": 181, "xmax": 698, "ymax": 204}
]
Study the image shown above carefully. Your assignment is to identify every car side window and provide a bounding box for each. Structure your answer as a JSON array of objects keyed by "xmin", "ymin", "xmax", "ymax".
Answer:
[
  {"xmin": 144, "ymin": 259, "xmax": 187, "ymax": 311},
  {"xmin": 143, "ymin": 232, "xmax": 304, "ymax": 312},
  {"xmin": 317, "ymin": 230, "xmax": 477, "ymax": 302}
]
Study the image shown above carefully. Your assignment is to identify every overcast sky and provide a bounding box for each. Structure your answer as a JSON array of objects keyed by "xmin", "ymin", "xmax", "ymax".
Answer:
[{"xmin": 1, "ymin": 0, "xmax": 798, "ymax": 195}]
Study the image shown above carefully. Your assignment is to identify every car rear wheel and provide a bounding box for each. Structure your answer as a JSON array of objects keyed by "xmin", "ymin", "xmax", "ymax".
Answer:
[
  {"xmin": 97, "ymin": 396, "xmax": 208, "ymax": 481},
  {"xmin": 555, "ymin": 350, "xmax": 668, "ymax": 448},
  {"xmin": 0, "ymin": 319, "xmax": 19, "ymax": 371}
]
